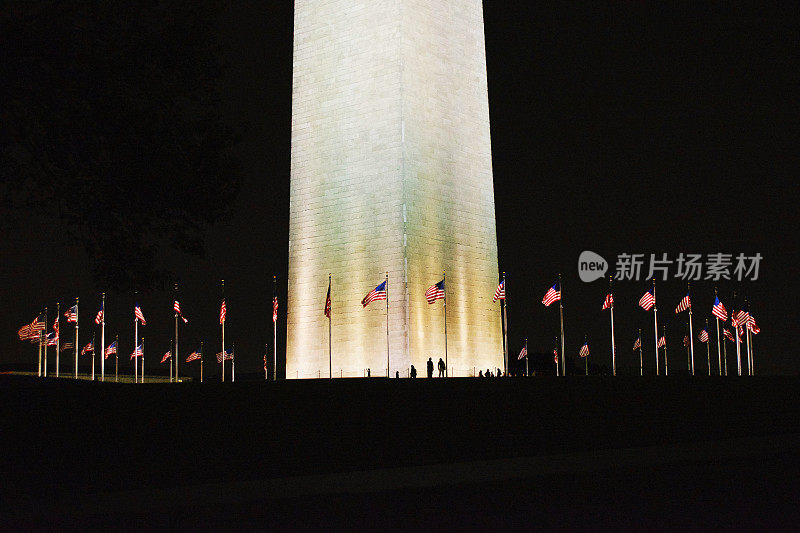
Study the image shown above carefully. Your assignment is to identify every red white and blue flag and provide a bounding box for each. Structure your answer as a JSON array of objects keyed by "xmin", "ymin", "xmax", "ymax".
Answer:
[
  {"xmin": 220, "ymin": 299, "xmax": 227, "ymax": 324},
  {"xmin": 602, "ymin": 293, "xmax": 613, "ymax": 310},
  {"xmin": 362, "ymin": 280, "xmax": 387, "ymax": 307},
  {"xmin": 65, "ymin": 305, "xmax": 78, "ymax": 323},
  {"xmin": 518, "ymin": 345, "xmax": 527, "ymax": 360},
  {"xmin": 553, "ymin": 348, "xmax": 559, "ymax": 364},
  {"xmin": 698, "ymin": 329, "xmax": 709, "ymax": 343},
  {"xmin": 105, "ymin": 341, "xmax": 117, "ymax": 358},
  {"xmin": 216, "ymin": 348, "xmax": 234, "ymax": 363},
  {"xmin": 46, "ymin": 332, "xmax": 58, "ymax": 346},
  {"xmin": 683, "ymin": 335, "xmax": 690, "ymax": 347},
  {"xmin": 81, "ymin": 341, "xmax": 94, "ymax": 355},
  {"xmin": 186, "ymin": 348, "xmax": 202, "ymax": 362},
  {"xmin": 712, "ymin": 297, "xmax": 727, "ymax": 321},
  {"xmin": 733, "ymin": 307, "xmax": 751, "ymax": 328},
  {"xmin": 542, "ymin": 282, "xmax": 561, "ymax": 307},
  {"xmin": 579, "ymin": 342, "xmax": 589, "ymax": 358},
  {"xmin": 657, "ymin": 336, "xmax": 666, "ymax": 348},
  {"xmin": 747, "ymin": 317, "xmax": 760, "ymax": 335},
  {"xmin": 675, "ymin": 293, "xmax": 691, "ymax": 314},
  {"xmin": 18, "ymin": 314, "xmax": 45, "ymax": 340},
  {"xmin": 633, "ymin": 337, "xmax": 641, "ymax": 351},
  {"xmin": 639, "ymin": 288, "xmax": 655, "ymax": 311},
  {"xmin": 493, "ymin": 280, "xmax": 505, "ymax": 302},
  {"xmin": 273, "ymin": 296, "xmax": 278, "ymax": 323},
  {"xmin": 723, "ymin": 328, "xmax": 735, "ymax": 342},
  {"xmin": 130, "ymin": 344, "xmax": 143, "ymax": 359},
  {"xmin": 134, "ymin": 305, "xmax": 146, "ymax": 325},
  {"xmin": 174, "ymin": 301, "xmax": 188, "ymax": 323},
  {"xmin": 161, "ymin": 351, "xmax": 172, "ymax": 363},
  {"xmin": 324, "ymin": 280, "xmax": 331, "ymax": 318},
  {"xmin": 425, "ymin": 280, "xmax": 445, "ymax": 304},
  {"xmin": 95, "ymin": 303, "xmax": 104, "ymax": 324}
]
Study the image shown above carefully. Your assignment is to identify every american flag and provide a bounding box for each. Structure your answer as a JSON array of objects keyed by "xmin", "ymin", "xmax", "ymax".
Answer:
[
  {"xmin": 633, "ymin": 337, "xmax": 641, "ymax": 351},
  {"xmin": 17, "ymin": 314, "xmax": 45, "ymax": 340},
  {"xmin": 675, "ymin": 293, "xmax": 691, "ymax": 314},
  {"xmin": 579, "ymin": 342, "xmax": 589, "ymax": 358},
  {"xmin": 216, "ymin": 348, "xmax": 234, "ymax": 363},
  {"xmin": 712, "ymin": 297, "xmax": 728, "ymax": 321},
  {"xmin": 186, "ymin": 348, "xmax": 202, "ymax": 362},
  {"xmin": 639, "ymin": 288, "xmax": 655, "ymax": 311},
  {"xmin": 425, "ymin": 280, "xmax": 445, "ymax": 304},
  {"xmin": 46, "ymin": 332, "xmax": 58, "ymax": 346},
  {"xmin": 220, "ymin": 299, "xmax": 226, "ymax": 324},
  {"xmin": 161, "ymin": 351, "xmax": 172, "ymax": 363},
  {"xmin": 657, "ymin": 336, "xmax": 666, "ymax": 348},
  {"xmin": 737, "ymin": 325, "xmax": 745, "ymax": 340},
  {"xmin": 542, "ymin": 282, "xmax": 561, "ymax": 307},
  {"xmin": 493, "ymin": 280, "xmax": 505, "ymax": 303},
  {"xmin": 683, "ymin": 335, "xmax": 690, "ymax": 347},
  {"xmin": 723, "ymin": 328, "xmax": 735, "ymax": 342},
  {"xmin": 747, "ymin": 318, "xmax": 760, "ymax": 335},
  {"xmin": 698, "ymin": 329, "xmax": 709, "ymax": 343},
  {"xmin": 61, "ymin": 342, "xmax": 74, "ymax": 351},
  {"xmin": 733, "ymin": 308, "xmax": 751, "ymax": 328},
  {"xmin": 134, "ymin": 305, "xmax": 146, "ymax": 325},
  {"xmin": 95, "ymin": 303, "xmax": 104, "ymax": 325},
  {"xmin": 602, "ymin": 293, "xmax": 613, "ymax": 310},
  {"xmin": 174, "ymin": 301, "xmax": 188, "ymax": 322},
  {"xmin": 324, "ymin": 280, "xmax": 331, "ymax": 318},
  {"xmin": 65, "ymin": 305, "xmax": 78, "ymax": 323},
  {"xmin": 362, "ymin": 280, "xmax": 387, "ymax": 307},
  {"xmin": 81, "ymin": 341, "xmax": 94, "ymax": 355},
  {"xmin": 518, "ymin": 345, "xmax": 527, "ymax": 360},
  {"xmin": 130, "ymin": 344, "xmax": 143, "ymax": 359},
  {"xmin": 105, "ymin": 341, "xmax": 117, "ymax": 358},
  {"xmin": 553, "ymin": 348, "xmax": 558, "ymax": 363},
  {"xmin": 273, "ymin": 296, "xmax": 278, "ymax": 323},
  {"xmin": 53, "ymin": 317, "xmax": 59, "ymax": 334}
]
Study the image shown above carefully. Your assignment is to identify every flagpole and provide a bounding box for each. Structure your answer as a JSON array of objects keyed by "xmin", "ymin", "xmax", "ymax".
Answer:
[
  {"xmin": 639, "ymin": 328, "xmax": 643, "ymax": 376},
  {"xmin": 91, "ymin": 334, "xmax": 95, "ymax": 381},
  {"xmin": 688, "ymin": 284, "xmax": 695, "ymax": 376},
  {"xmin": 584, "ymin": 335, "xmax": 588, "ymax": 376},
  {"xmin": 329, "ymin": 274, "xmax": 332, "ymax": 379},
  {"xmin": 75, "ymin": 297, "xmax": 79, "ymax": 380},
  {"xmin": 502, "ymin": 272, "xmax": 508, "ymax": 377},
  {"xmin": 734, "ymin": 292, "xmax": 741, "ymax": 376},
  {"xmin": 142, "ymin": 337, "xmax": 145, "ymax": 383},
  {"xmin": 713, "ymin": 287, "xmax": 721, "ymax": 377},
  {"xmin": 722, "ymin": 328, "xmax": 728, "ymax": 376},
  {"xmin": 745, "ymin": 298, "xmax": 753, "ymax": 375},
  {"xmin": 685, "ymin": 326, "xmax": 691, "ymax": 374},
  {"xmin": 115, "ymin": 335, "xmax": 119, "ymax": 382},
  {"xmin": 200, "ymin": 341, "xmax": 204, "ymax": 383},
  {"xmin": 705, "ymin": 319, "xmax": 711, "ymax": 376},
  {"xmin": 56, "ymin": 302, "xmax": 60, "ymax": 377},
  {"xmin": 174, "ymin": 284, "xmax": 179, "ymax": 383},
  {"xmin": 38, "ymin": 308, "xmax": 44, "ymax": 377},
  {"xmin": 45, "ymin": 307, "xmax": 49, "ymax": 376},
  {"xmin": 609, "ymin": 277, "xmax": 616, "ymax": 377},
  {"xmin": 386, "ymin": 272, "xmax": 390, "ymax": 378},
  {"xmin": 558, "ymin": 274, "xmax": 565, "ymax": 377},
  {"xmin": 525, "ymin": 338, "xmax": 529, "ymax": 377},
  {"xmin": 749, "ymin": 328, "xmax": 755, "ymax": 375},
  {"xmin": 101, "ymin": 293, "xmax": 105, "ymax": 382},
  {"xmin": 232, "ymin": 343, "xmax": 235, "ymax": 382},
  {"xmin": 652, "ymin": 280, "xmax": 659, "ymax": 376},
  {"xmin": 443, "ymin": 271, "xmax": 448, "ymax": 378},
  {"xmin": 170, "ymin": 338, "xmax": 173, "ymax": 382},
  {"xmin": 134, "ymin": 292, "xmax": 138, "ymax": 384},
  {"xmin": 554, "ymin": 337, "xmax": 559, "ymax": 376},
  {"xmin": 221, "ymin": 279, "xmax": 225, "ymax": 383},
  {"xmin": 663, "ymin": 325, "xmax": 668, "ymax": 376},
  {"xmin": 273, "ymin": 275, "xmax": 277, "ymax": 382}
]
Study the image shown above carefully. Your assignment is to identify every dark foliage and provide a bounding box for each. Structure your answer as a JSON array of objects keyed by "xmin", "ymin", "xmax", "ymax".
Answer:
[{"xmin": 0, "ymin": 1, "xmax": 241, "ymax": 290}]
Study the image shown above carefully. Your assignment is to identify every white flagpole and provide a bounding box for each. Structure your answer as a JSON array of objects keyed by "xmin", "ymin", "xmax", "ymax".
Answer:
[
  {"xmin": 722, "ymin": 329, "xmax": 728, "ymax": 376},
  {"xmin": 714, "ymin": 288, "xmax": 721, "ymax": 376},
  {"xmin": 232, "ymin": 344, "xmax": 235, "ymax": 383},
  {"xmin": 558, "ymin": 274, "xmax": 565, "ymax": 377},
  {"xmin": 749, "ymin": 328, "xmax": 755, "ymax": 375},
  {"xmin": 652, "ymin": 281, "xmax": 659, "ymax": 376},
  {"xmin": 38, "ymin": 308, "xmax": 44, "ymax": 377},
  {"xmin": 663, "ymin": 325, "xmax": 668, "ymax": 376},
  {"xmin": 101, "ymin": 293, "xmax": 105, "ymax": 382},
  {"xmin": 134, "ymin": 307, "xmax": 138, "ymax": 384},
  {"xmin": 706, "ymin": 319, "xmax": 711, "ymax": 376},
  {"xmin": 443, "ymin": 271, "xmax": 448, "ymax": 378},
  {"xmin": 688, "ymin": 284, "xmax": 695, "ymax": 376},
  {"xmin": 142, "ymin": 337, "xmax": 145, "ymax": 383},
  {"xmin": 639, "ymin": 328, "xmax": 643, "ymax": 376},
  {"xmin": 75, "ymin": 297, "xmax": 79, "ymax": 380},
  {"xmin": 174, "ymin": 284, "xmax": 179, "ymax": 383},
  {"xmin": 746, "ymin": 299, "xmax": 753, "ymax": 375},
  {"xmin": 609, "ymin": 277, "xmax": 616, "ymax": 376},
  {"xmin": 91, "ymin": 334, "xmax": 95, "ymax": 381},
  {"xmin": 170, "ymin": 340, "xmax": 173, "ymax": 382},
  {"xmin": 44, "ymin": 308, "xmax": 49, "ymax": 377},
  {"xmin": 273, "ymin": 275, "xmax": 277, "ymax": 382},
  {"xmin": 329, "ymin": 274, "xmax": 332, "ymax": 379},
  {"xmin": 386, "ymin": 272, "xmax": 390, "ymax": 378},
  {"xmin": 56, "ymin": 302, "xmax": 60, "ymax": 377},
  {"xmin": 115, "ymin": 335, "xmax": 119, "ymax": 382},
  {"xmin": 200, "ymin": 342, "xmax": 204, "ymax": 383},
  {"xmin": 502, "ymin": 272, "xmax": 508, "ymax": 377},
  {"xmin": 525, "ymin": 338, "xmax": 529, "ymax": 377},
  {"xmin": 221, "ymin": 279, "xmax": 225, "ymax": 383}
]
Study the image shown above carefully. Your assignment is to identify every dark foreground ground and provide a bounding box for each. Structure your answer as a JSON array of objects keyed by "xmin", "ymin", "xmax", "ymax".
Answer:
[{"xmin": 1, "ymin": 375, "xmax": 799, "ymax": 530}]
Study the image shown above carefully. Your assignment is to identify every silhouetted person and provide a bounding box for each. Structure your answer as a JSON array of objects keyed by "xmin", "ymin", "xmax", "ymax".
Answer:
[
  {"xmin": 396, "ymin": 370, "xmax": 399, "ymax": 378},
  {"xmin": 486, "ymin": 368, "xmax": 491, "ymax": 378},
  {"xmin": 410, "ymin": 365, "xmax": 417, "ymax": 378},
  {"xmin": 479, "ymin": 370, "xmax": 483, "ymax": 377},
  {"xmin": 438, "ymin": 358, "xmax": 445, "ymax": 377},
  {"xmin": 367, "ymin": 368, "xmax": 370, "ymax": 378},
  {"xmin": 427, "ymin": 358, "xmax": 434, "ymax": 378}
]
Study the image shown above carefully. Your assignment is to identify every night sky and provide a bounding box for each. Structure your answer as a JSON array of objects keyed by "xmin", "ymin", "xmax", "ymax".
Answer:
[{"xmin": 2, "ymin": 2, "xmax": 797, "ymax": 377}]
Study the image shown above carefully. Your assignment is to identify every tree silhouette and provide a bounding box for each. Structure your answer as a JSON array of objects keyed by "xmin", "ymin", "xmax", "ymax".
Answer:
[{"xmin": 1, "ymin": 1, "xmax": 241, "ymax": 290}]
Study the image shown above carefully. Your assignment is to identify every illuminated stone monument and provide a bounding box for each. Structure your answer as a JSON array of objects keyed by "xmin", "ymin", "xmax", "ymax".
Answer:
[{"xmin": 287, "ymin": 0, "xmax": 502, "ymax": 378}]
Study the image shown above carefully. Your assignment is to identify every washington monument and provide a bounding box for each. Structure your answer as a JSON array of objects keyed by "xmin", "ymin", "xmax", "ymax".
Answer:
[{"xmin": 287, "ymin": 1, "xmax": 502, "ymax": 378}]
